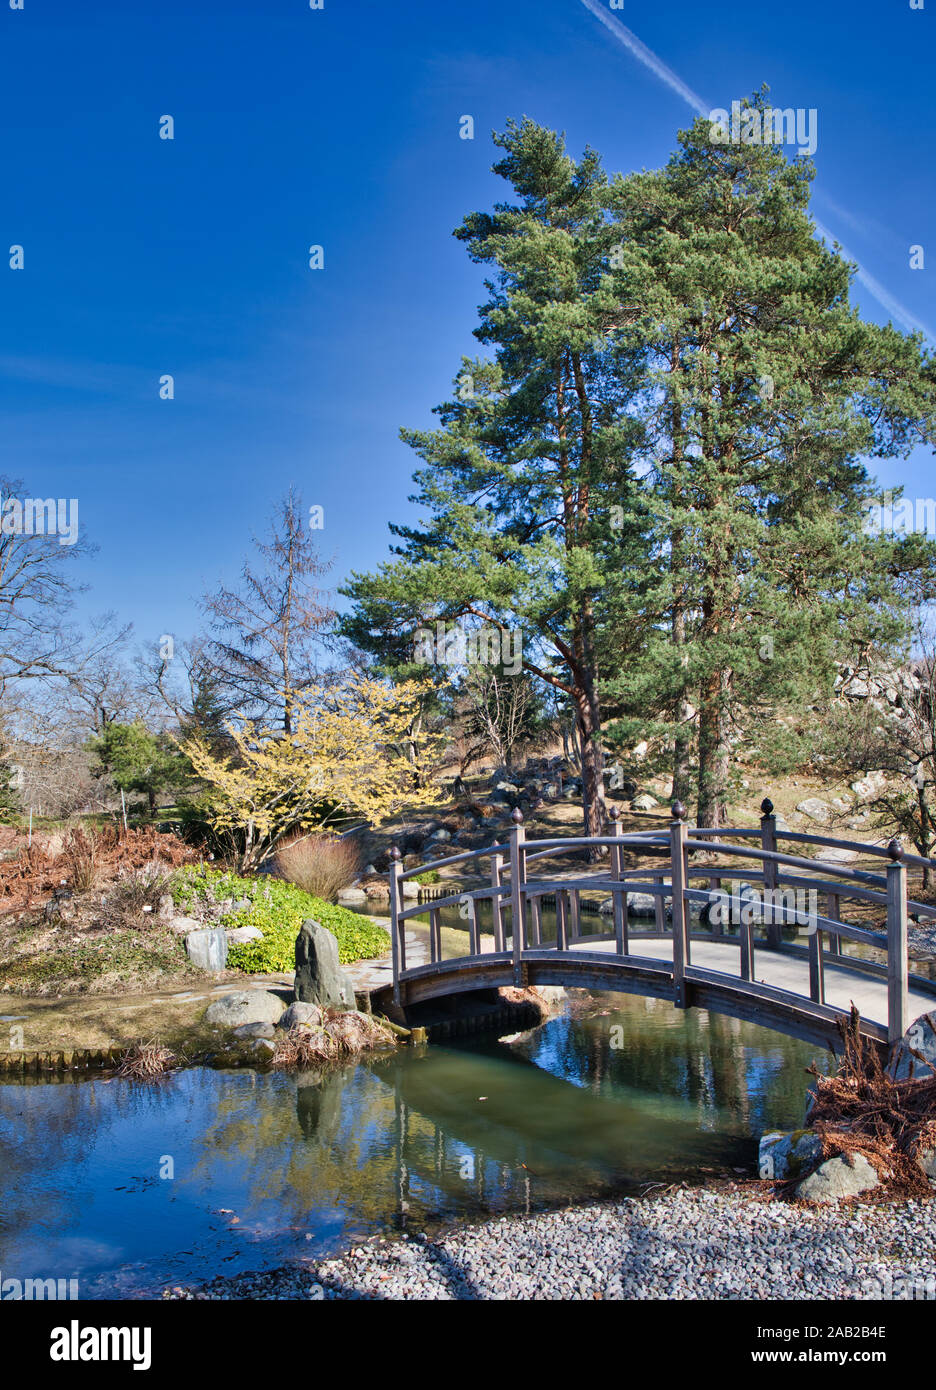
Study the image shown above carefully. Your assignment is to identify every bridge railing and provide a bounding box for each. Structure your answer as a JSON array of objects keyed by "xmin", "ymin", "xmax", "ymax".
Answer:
[{"xmin": 388, "ymin": 797, "xmax": 936, "ymax": 1043}]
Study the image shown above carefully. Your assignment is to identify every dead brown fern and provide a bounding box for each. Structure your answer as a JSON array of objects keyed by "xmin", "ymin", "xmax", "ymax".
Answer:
[
  {"xmin": 803, "ymin": 1005, "xmax": 936, "ymax": 1198},
  {"xmin": 0, "ymin": 825, "xmax": 197, "ymax": 913}
]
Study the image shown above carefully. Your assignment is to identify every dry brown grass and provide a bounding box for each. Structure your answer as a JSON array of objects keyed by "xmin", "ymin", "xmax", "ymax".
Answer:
[
  {"xmin": 275, "ymin": 832, "xmax": 360, "ymax": 902},
  {"xmin": 115, "ymin": 1039, "xmax": 180, "ymax": 1079},
  {"xmin": 61, "ymin": 826, "xmax": 102, "ymax": 893},
  {"xmin": 272, "ymin": 1012, "xmax": 395, "ymax": 1068}
]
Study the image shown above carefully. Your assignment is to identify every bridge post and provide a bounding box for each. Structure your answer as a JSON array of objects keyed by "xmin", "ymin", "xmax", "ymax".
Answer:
[
  {"xmin": 490, "ymin": 847, "xmax": 505, "ymax": 952},
  {"xmin": 509, "ymin": 809, "xmax": 526, "ymax": 985},
  {"xmin": 670, "ymin": 801, "xmax": 689, "ymax": 1009},
  {"xmin": 760, "ymin": 798, "xmax": 782, "ymax": 949},
  {"xmin": 886, "ymin": 840, "xmax": 909, "ymax": 1045},
  {"xmin": 390, "ymin": 846, "xmax": 404, "ymax": 1006},
  {"xmin": 609, "ymin": 805, "xmax": 627, "ymax": 955}
]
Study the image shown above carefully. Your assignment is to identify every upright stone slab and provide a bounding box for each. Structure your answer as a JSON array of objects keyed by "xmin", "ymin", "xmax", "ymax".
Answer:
[
  {"xmin": 185, "ymin": 927, "xmax": 228, "ymax": 972},
  {"xmin": 295, "ymin": 919, "xmax": 356, "ymax": 1010}
]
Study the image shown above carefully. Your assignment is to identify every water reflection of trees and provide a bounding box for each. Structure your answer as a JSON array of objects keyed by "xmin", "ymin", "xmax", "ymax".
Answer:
[{"xmin": 518, "ymin": 995, "xmax": 831, "ymax": 1136}]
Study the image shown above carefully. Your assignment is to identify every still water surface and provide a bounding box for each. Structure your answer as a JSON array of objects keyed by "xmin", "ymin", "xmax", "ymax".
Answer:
[{"xmin": 0, "ymin": 995, "xmax": 830, "ymax": 1298}]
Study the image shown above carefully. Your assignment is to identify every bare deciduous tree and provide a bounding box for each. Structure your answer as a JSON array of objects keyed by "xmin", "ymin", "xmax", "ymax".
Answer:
[
  {"xmin": 459, "ymin": 667, "xmax": 540, "ymax": 772},
  {"xmin": 200, "ymin": 489, "xmax": 334, "ymax": 734}
]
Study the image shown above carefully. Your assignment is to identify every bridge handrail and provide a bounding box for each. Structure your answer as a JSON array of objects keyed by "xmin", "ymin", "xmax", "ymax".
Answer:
[
  {"xmin": 774, "ymin": 828, "xmax": 936, "ymax": 872},
  {"xmin": 397, "ymin": 842, "xmax": 508, "ymax": 880},
  {"xmin": 683, "ymin": 837, "xmax": 891, "ymax": 886}
]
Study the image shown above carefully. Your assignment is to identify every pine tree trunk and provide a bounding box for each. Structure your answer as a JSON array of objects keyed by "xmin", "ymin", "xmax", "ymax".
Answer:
[
  {"xmin": 672, "ymin": 709, "xmax": 693, "ymax": 806},
  {"xmin": 692, "ymin": 667, "xmax": 728, "ymax": 828},
  {"xmin": 671, "ymin": 600, "xmax": 692, "ymax": 805},
  {"xmin": 574, "ymin": 685, "xmax": 605, "ymax": 852},
  {"xmin": 669, "ymin": 345, "xmax": 692, "ymax": 808},
  {"xmin": 697, "ymin": 666, "xmax": 732, "ymax": 828}
]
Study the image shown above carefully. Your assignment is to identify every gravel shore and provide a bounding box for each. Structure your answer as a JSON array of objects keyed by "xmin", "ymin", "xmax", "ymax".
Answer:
[{"xmin": 163, "ymin": 1187, "xmax": 936, "ymax": 1301}]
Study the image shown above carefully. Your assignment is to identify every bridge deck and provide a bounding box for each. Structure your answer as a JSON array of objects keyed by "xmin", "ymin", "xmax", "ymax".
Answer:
[{"xmin": 573, "ymin": 936, "xmax": 934, "ymax": 1032}]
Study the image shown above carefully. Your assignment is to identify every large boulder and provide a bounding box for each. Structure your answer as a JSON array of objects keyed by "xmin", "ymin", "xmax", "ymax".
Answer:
[
  {"xmin": 631, "ymin": 793, "xmax": 658, "ymax": 811},
  {"xmin": 795, "ymin": 1152, "xmax": 880, "ymax": 1204},
  {"xmin": 337, "ymin": 887, "xmax": 368, "ymax": 906},
  {"xmin": 294, "ymin": 920, "xmax": 356, "ymax": 1010},
  {"xmin": 184, "ymin": 927, "xmax": 228, "ymax": 972},
  {"xmin": 225, "ymin": 925, "xmax": 263, "ymax": 945},
  {"xmin": 796, "ymin": 797, "xmax": 833, "ymax": 824},
  {"xmin": 232, "ymin": 1021, "xmax": 276, "ymax": 1040},
  {"xmin": 170, "ymin": 914, "xmax": 204, "ymax": 937},
  {"xmin": 205, "ymin": 989, "xmax": 285, "ymax": 1028},
  {"xmin": 758, "ymin": 1129, "xmax": 823, "ymax": 1180},
  {"xmin": 887, "ymin": 1011, "xmax": 936, "ymax": 1081},
  {"xmin": 599, "ymin": 891, "xmax": 656, "ymax": 917}
]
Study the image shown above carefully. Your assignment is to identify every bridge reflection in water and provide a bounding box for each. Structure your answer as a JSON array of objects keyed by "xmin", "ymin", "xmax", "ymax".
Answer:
[{"xmin": 375, "ymin": 800, "xmax": 936, "ymax": 1052}]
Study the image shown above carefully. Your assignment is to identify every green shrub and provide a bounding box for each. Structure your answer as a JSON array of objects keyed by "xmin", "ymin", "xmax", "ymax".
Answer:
[
  {"xmin": 412, "ymin": 868, "xmax": 440, "ymax": 884},
  {"xmin": 171, "ymin": 864, "xmax": 389, "ymax": 972}
]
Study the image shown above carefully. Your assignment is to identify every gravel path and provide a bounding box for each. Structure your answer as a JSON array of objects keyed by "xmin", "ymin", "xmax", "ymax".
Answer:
[{"xmin": 163, "ymin": 1187, "xmax": 936, "ymax": 1301}]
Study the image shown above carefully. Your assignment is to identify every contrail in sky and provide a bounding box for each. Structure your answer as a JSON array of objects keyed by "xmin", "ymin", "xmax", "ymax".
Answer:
[
  {"xmin": 577, "ymin": 0, "xmax": 933, "ymax": 343},
  {"xmin": 577, "ymin": 0, "xmax": 709, "ymax": 115}
]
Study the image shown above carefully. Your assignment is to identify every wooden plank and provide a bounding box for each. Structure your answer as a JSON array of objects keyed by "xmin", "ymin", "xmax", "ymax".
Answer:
[
  {"xmin": 808, "ymin": 929, "xmax": 825, "ymax": 1004},
  {"xmin": 739, "ymin": 914, "xmax": 754, "ymax": 983},
  {"xmin": 654, "ymin": 875, "xmax": 666, "ymax": 936},
  {"xmin": 530, "ymin": 894, "xmax": 542, "ymax": 947},
  {"xmin": 467, "ymin": 895, "xmax": 479, "ymax": 958},
  {"xmin": 556, "ymin": 891, "xmax": 568, "ymax": 951},
  {"xmin": 827, "ymin": 891, "xmax": 841, "ymax": 955},
  {"xmin": 569, "ymin": 887, "xmax": 581, "ymax": 942}
]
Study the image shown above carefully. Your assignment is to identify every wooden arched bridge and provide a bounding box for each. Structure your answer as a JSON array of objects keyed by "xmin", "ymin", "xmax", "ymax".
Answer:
[{"xmin": 375, "ymin": 799, "xmax": 936, "ymax": 1052}]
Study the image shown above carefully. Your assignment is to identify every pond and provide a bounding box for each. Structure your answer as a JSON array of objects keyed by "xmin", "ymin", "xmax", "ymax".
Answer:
[{"xmin": 0, "ymin": 993, "xmax": 829, "ymax": 1299}]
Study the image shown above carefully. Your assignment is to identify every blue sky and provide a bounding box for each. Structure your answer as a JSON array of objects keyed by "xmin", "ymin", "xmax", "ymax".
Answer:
[{"xmin": 2, "ymin": 0, "xmax": 933, "ymax": 650}]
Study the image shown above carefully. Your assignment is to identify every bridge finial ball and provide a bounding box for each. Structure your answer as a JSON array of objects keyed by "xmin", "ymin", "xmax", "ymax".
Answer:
[
  {"xmin": 390, "ymin": 845, "xmax": 401, "ymax": 862},
  {"xmin": 511, "ymin": 807, "xmax": 524, "ymax": 825},
  {"xmin": 761, "ymin": 798, "xmax": 774, "ymax": 817},
  {"xmin": 888, "ymin": 838, "xmax": 904, "ymax": 862},
  {"xmin": 608, "ymin": 804, "xmax": 620, "ymax": 821},
  {"xmin": 671, "ymin": 800, "xmax": 687, "ymax": 821}
]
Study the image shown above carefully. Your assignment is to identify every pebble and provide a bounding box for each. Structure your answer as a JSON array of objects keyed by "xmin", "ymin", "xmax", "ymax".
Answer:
[{"xmin": 162, "ymin": 1187, "xmax": 936, "ymax": 1301}]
